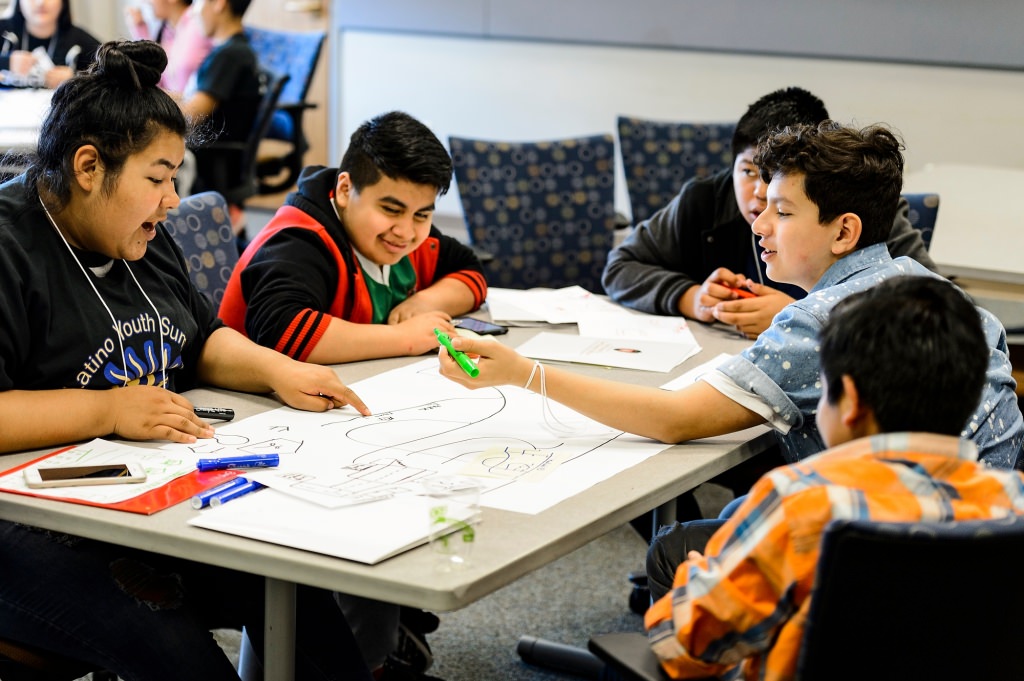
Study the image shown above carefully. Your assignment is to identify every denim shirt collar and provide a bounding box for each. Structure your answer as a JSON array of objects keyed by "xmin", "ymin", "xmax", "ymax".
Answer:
[{"xmin": 809, "ymin": 243, "xmax": 892, "ymax": 294}]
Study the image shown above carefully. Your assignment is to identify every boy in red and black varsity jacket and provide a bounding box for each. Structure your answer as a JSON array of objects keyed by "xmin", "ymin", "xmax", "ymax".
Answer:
[{"xmin": 219, "ymin": 111, "xmax": 487, "ymax": 363}]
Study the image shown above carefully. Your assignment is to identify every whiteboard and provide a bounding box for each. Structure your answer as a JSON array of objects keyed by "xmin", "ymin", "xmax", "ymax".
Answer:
[{"xmin": 903, "ymin": 164, "xmax": 1024, "ymax": 284}]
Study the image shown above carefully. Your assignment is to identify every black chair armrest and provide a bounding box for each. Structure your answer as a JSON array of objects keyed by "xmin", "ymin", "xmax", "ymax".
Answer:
[
  {"xmin": 588, "ymin": 633, "xmax": 667, "ymax": 681},
  {"xmin": 200, "ymin": 141, "xmax": 247, "ymax": 153},
  {"xmin": 276, "ymin": 101, "xmax": 318, "ymax": 115}
]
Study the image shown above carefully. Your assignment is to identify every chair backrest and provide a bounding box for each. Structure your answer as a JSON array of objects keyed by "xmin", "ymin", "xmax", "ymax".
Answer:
[
  {"xmin": 190, "ymin": 68, "xmax": 289, "ymax": 205},
  {"xmin": 245, "ymin": 26, "xmax": 324, "ymax": 107},
  {"xmin": 164, "ymin": 191, "xmax": 239, "ymax": 307},
  {"xmin": 245, "ymin": 26, "xmax": 325, "ymax": 140},
  {"xmin": 617, "ymin": 116, "xmax": 735, "ymax": 226},
  {"xmin": 901, "ymin": 192, "xmax": 940, "ymax": 251},
  {"xmin": 449, "ymin": 133, "xmax": 617, "ymax": 293},
  {"xmin": 798, "ymin": 515, "xmax": 1024, "ymax": 681}
]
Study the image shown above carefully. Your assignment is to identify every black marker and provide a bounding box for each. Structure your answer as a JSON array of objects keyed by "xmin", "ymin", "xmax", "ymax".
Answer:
[{"xmin": 194, "ymin": 406, "xmax": 235, "ymax": 421}]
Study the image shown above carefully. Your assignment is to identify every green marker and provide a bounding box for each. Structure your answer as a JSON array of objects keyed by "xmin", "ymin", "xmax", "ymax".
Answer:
[{"xmin": 435, "ymin": 329, "xmax": 479, "ymax": 378}]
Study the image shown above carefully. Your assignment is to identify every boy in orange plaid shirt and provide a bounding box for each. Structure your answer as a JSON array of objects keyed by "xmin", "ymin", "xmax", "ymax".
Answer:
[{"xmin": 644, "ymin": 273, "xmax": 1024, "ymax": 680}]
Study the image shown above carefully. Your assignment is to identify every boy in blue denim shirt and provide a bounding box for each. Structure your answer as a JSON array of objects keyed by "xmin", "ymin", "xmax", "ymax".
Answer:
[{"xmin": 438, "ymin": 121, "xmax": 1023, "ymax": 470}]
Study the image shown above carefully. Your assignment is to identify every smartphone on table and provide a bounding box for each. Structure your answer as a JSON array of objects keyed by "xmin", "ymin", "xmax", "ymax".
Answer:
[
  {"xmin": 23, "ymin": 462, "xmax": 148, "ymax": 489},
  {"xmin": 453, "ymin": 317, "xmax": 508, "ymax": 336}
]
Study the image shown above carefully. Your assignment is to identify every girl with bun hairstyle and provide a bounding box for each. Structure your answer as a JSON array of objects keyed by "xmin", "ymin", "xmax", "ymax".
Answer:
[{"xmin": 0, "ymin": 40, "xmax": 372, "ymax": 681}]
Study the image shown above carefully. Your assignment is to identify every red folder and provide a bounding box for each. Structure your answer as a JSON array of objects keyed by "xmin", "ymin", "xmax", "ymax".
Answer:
[{"xmin": 0, "ymin": 446, "xmax": 240, "ymax": 515}]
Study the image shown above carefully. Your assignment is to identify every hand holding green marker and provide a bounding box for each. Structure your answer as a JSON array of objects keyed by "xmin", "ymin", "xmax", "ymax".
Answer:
[{"xmin": 435, "ymin": 329, "xmax": 479, "ymax": 378}]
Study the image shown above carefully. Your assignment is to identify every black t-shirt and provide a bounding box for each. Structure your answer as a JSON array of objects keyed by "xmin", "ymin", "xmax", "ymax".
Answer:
[
  {"xmin": 189, "ymin": 33, "xmax": 262, "ymax": 195},
  {"xmin": 0, "ymin": 20, "xmax": 101, "ymax": 76},
  {"xmin": 0, "ymin": 176, "xmax": 222, "ymax": 393},
  {"xmin": 192, "ymin": 32, "xmax": 261, "ymax": 143}
]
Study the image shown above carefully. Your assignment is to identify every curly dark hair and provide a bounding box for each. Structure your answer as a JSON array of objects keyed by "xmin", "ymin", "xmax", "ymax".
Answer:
[{"xmin": 754, "ymin": 121, "xmax": 904, "ymax": 248}]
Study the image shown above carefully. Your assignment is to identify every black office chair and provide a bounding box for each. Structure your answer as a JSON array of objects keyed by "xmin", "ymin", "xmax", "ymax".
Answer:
[
  {"xmin": 193, "ymin": 68, "xmax": 290, "ymax": 208},
  {"xmin": 587, "ymin": 514, "xmax": 1024, "ymax": 681},
  {"xmin": 0, "ymin": 637, "xmax": 116, "ymax": 681},
  {"xmin": 245, "ymin": 26, "xmax": 326, "ymax": 195}
]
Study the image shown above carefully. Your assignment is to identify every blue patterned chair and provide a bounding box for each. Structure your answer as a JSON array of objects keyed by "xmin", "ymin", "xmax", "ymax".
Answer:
[
  {"xmin": 164, "ymin": 191, "xmax": 239, "ymax": 307},
  {"xmin": 245, "ymin": 26, "xmax": 326, "ymax": 194},
  {"xmin": 902, "ymin": 192, "xmax": 940, "ymax": 251},
  {"xmin": 589, "ymin": 514, "xmax": 1024, "ymax": 681},
  {"xmin": 449, "ymin": 134, "xmax": 617, "ymax": 293},
  {"xmin": 617, "ymin": 116, "xmax": 735, "ymax": 225}
]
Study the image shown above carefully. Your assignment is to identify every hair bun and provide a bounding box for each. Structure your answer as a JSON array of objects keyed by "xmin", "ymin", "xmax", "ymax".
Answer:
[{"xmin": 93, "ymin": 40, "xmax": 167, "ymax": 90}]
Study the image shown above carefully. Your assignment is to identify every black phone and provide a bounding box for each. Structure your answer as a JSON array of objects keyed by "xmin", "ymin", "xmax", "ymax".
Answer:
[{"xmin": 453, "ymin": 317, "xmax": 508, "ymax": 336}]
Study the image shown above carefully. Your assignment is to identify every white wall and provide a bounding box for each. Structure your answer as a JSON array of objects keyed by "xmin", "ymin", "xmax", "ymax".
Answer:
[
  {"xmin": 69, "ymin": 0, "xmax": 129, "ymax": 42},
  {"xmin": 335, "ymin": 30, "xmax": 1024, "ymax": 222}
]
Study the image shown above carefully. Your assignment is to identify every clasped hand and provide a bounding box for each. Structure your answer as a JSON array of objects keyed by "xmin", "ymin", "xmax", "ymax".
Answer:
[{"xmin": 689, "ymin": 268, "xmax": 794, "ymax": 339}]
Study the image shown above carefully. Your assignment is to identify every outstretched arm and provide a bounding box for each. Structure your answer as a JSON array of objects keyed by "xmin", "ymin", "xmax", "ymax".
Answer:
[
  {"xmin": 438, "ymin": 336, "xmax": 763, "ymax": 443},
  {"xmin": 305, "ymin": 313, "xmax": 458, "ymax": 364}
]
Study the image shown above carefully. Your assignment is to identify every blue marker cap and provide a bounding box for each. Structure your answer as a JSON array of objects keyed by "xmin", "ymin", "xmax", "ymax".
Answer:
[
  {"xmin": 196, "ymin": 453, "xmax": 280, "ymax": 472},
  {"xmin": 191, "ymin": 476, "xmax": 249, "ymax": 510},
  {"xmin": 209, "ymin": 479, "xmax": 265, "ymax": 507}
]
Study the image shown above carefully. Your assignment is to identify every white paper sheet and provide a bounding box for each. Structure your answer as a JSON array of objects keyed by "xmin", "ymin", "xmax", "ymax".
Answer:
[
  {"xmin": 575, "ymin": 315, "xmax": 691, "ymax": 342},
  {"xmin": 485, "ymin": 286, "xmax": 622, "ymax": 324},
  {"xmin": 514, "ymin": 332, "xmax": 700, "ymax": 372},
  {"xmin": 189, "ymin": 487, "xmax": 439, "ymax": 564},
  {"xmin": 185, "ymin": 359, "xmax": 672, "ymax": 562}
]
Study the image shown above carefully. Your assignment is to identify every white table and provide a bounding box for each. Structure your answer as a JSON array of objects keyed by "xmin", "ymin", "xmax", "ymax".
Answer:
[
  {"xmin": 903, "ymin": 163, "xmax": 1024, "ymax": 285},
  {"xmin": 0, "ymin": 88, "xmax": 50, "ymax": 149},
  {"xmin": 0, "ymin": 87, "xmax": 50, "ymax": 179},
  {"xmin": 0, "ymin": 322, "xmax": 772, "ymax": 680}
]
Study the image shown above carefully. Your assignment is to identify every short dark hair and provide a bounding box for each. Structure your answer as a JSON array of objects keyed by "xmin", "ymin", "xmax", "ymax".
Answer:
[
  {"xmin": 339, "ymin": 111, "xmax": 452, "ymax": 196},
  {"xmin": 754, "ymin": 121, "xmax": 904, "ymax": 248},
  {"xmin": 731, "ymin": 86, "xmax": 828, "ymax": 155},
  {"xmin": 819, "ymin": 276, "xmax": 988, "ymax": 435},
  {"xmin": 226, "ymin": 0, "xmax": 253, "ymax": 17},
  {"xmin": 27, "ymin": 40, "xmax": 189, "ymax": 209}
]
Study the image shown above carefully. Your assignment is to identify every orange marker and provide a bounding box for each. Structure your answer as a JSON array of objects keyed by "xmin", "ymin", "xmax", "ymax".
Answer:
[{"xmin": 725, "ymin": 285, "xmax": 756, "ymax": 299}]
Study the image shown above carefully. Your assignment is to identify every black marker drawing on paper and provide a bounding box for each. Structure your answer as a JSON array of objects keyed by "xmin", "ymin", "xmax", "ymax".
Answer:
[{"xmin": 179, "ymin": 372, "xmax": 625, "ymax": 505}]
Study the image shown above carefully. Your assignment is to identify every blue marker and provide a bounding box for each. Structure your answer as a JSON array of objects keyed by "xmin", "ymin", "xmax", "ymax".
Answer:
[
  {"xmin": 209, "ymin": 479, "xmax": 266, "ymax": 507},
  {"xmin": 196, "ymin": 453, "xmax": 280, "ymax": 472},
  {"xmin": 191, "ymin": 477, "xmax": 250, "ymax": 510}
]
